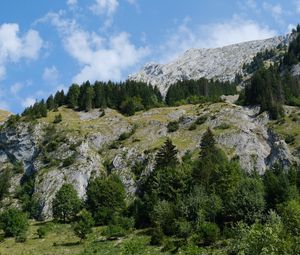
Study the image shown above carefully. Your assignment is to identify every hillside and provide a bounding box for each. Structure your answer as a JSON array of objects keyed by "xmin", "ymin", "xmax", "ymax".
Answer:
[
  {"xmin": 1, "ymin": 31, "xmax": 300, "ymax": 255},
  {"xmin": 0, "ymin": 110, "xmax": 11, "ymax": 124},
  {"xmin": 0, "ymin": 102, "xmax": 296, "ymax": 219},
  {"xmin": 129, "ymin": 35, "xmax": 290, "ymax": 95}
]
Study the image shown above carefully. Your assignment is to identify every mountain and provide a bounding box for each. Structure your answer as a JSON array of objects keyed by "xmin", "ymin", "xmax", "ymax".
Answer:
[
  {"xmin": 129, "ymin": 35, "xmax": 291, "ymax": 96},
  {"xmin": 1, "ymin": 32, "xmax": 300, "ymax": 254},
  {"xmin": 0, "ymin": 102, "xmax": 297, "ymax": 219}
]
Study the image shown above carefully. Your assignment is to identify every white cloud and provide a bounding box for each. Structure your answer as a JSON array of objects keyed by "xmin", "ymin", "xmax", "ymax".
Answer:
[
  {"xmin": 160, "ymin": 16, "xmax": 277, "ymax": 62},
  {"xmin": 43, "ymin": 12, "xmax": 149, "ymax": 84},
  {"xmin": 10, "ymin": 82, "xmax": 24, "ymax": 95},
  {"xmin": 21, "ymin": 97, "xmax": 36, "ymax": 108},
  {"xmin": 67, "ymin": 0, "xmax": 77, "ymax": 6},
  {"xmin": 43, "ymin": 66, "xmax": 59, "ymax": 85},
  {"xmin": 263, "ymin": 2, "xmax": 283, "ymax": 20},
  {"xmin": 90, "ymin": 0, "xmax": 119, "ymax": 16},
  {"xmin": 0, "ymin": 23, "xmax": 43, "ymax": 80}
]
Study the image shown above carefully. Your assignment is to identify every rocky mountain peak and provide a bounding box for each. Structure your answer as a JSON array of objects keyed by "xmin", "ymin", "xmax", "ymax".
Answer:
[{"xmin": 129, "ymin": 35, "xmax": 291, "ymax": 96}]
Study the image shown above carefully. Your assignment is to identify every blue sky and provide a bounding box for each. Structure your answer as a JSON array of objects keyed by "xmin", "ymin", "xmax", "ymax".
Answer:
[{"xmin": 1, "ymin": 0, "xmax": 300, "ymax": 113}]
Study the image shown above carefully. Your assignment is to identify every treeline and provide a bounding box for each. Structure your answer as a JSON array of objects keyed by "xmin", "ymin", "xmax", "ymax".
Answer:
[
  {"xmin": 22, "ymin": 80, "xmax": 163, "ymax": 119},
  {"xmin": 20, "ymin": 78, "xmax": 237, "ymax": 121},
  {"xmin": 282, "ymin": 25, "xmax": 300, "ymax": 67},
  {"xmin": 243, "ymin": 48, "xmax": 278, "ymax": 74},
  {"xmin": 241, "ymin": 28, "xmax": 300, "ymax": 119},
  {"xmin": 243, "ymin": 65, "xmax": 300, "ymax": 119},
  {"xmin": 165, "ymin": 78, "xmax": 236, "ymax": 106}
]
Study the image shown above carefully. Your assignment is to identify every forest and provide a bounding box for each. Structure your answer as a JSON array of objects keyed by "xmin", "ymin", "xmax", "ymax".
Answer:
[{"xmin": 0, "ymin": 129, "xmax": 300, "ymax": 254}]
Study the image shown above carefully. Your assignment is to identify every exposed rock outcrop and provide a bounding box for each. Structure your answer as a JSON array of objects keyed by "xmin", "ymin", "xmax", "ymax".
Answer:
[
  {"xmin": 0, "ymin": 103, "xmax": 296, "ymax": 218},
  {"xmin": 129, "ymin": 35, "xmax": 291, "ymax": 96}
]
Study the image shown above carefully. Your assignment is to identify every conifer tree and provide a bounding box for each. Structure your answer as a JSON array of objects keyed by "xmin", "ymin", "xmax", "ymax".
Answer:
[
  {"xmin": 67, "ymin": 84, "xmax": 80, "ymax": 108},
  {"xmin": 200, "ymin": 128, "xmax": 216, "ymax": 159},
  {"xmin": 46, "ymin": 95, "xmax": 55, "ymax": 110},
  {"xmin": 155, "ymin": 138, "xmax": 178, "ymax": 169}
]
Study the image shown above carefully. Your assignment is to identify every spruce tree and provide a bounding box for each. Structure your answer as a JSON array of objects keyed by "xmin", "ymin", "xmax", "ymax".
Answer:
[
  {"xmin": 67, "ymin": 84, "xmax": 80, "ymax": 108},
  {"xmin": 46, "ymin": 95, "xmax": 55, "ymax": 110},
  {"xmin": 155, "ymin": 138, "xmax": 178, "ymax": 169},
  {"xmin": 200, "ymin": 128, "xmax": 216, "ymax": 159}
]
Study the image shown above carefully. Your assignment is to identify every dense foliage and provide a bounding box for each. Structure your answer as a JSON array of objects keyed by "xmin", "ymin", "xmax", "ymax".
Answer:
[
  {"xmin": 52, "ymin": 184, "xmax": 82, "ymax": 223},
  {"xmin": 86, "ymin": 175, "xmax": 126, "ymax": 225},
  {"xmin": 21, "ymin": 77, "xmax": 238, "ymax": 121},
  {"xmin": 243, "ymin": 65, "xmax": 300, "ymax": 119},
  {"xmin": 0, "ymin": 209, "xmax": 29, "ymax": 242},
  {"xmin": 166, "ymin": 78, "xmax": 236, "ymax": 106},
  {"xmin": 22, "ymin": 80, "xmax": 163, "ymax": 119}
]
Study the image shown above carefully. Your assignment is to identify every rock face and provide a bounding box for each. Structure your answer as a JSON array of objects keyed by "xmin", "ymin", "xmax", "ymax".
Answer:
[
  {"xmin": 129, "ymin": 35, "xmax": 290, "ymax": 96},
  {"xmin": 0, "ymin": 103, "xmax": 296, "ymax": 218}
]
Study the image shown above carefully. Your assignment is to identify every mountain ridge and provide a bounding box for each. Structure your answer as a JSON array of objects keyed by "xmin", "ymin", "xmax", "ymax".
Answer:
[{"xmin": 129, "ymin": 34, "xmax": 291, "ymax": 96}]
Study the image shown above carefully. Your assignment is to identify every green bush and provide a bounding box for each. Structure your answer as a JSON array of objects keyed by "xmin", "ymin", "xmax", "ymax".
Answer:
[
  {"xmin": 195, "ymin": 116, "xmax": 207, "ymax": 125},
  {"xmin": 15, "ymin": 232, "xmax": 27, "ymax": 243},
  {"xmin": 150, "ymin": 227, "xmax": 164, "ymax": 246},
  {"xmin": 122, "ymin": 238, "xmax": 144, "ymax": 255},
  {"xmin": 37, "ymin": 226, "xmax": 47, "ymax": 239},
  {"xmin": 12, "ymin": 161, "xmax": 24, "ymax": 174},
  {"xmin": 0, "ymin": 169, "xmax": 11, "ymax": 201},
  {"xmin": 62, "ymin": 155, "xmax": 76, "ymax": 167},
  {"xmin": 285, "ymin": 134, "xmax": 296, "ymax": 144},
  {"xmin": 103, "ymin": 224, "xmax": 127, "ymax": 239},
  {"xmin": 278, "ymin": 199, "xmax": 300, "ymax": 235},
  {"xmin": 197, "ymin": 222, "xmax": 220, "ymax": 245},
  {"xmin": 73, "ymin": 209, "xmax": 94, "ymax": 241},
  {"xmin": 167, "ymin": 121, "xmax": 179, "ymax": 133},
  {"xmin": 53, "ymin": 113, "xmax": 62, "ymax": 124},
  {"xmin": 0, "ymin": 208, "xmax": 29, "ymax": 238},
  {"xmin": 188, "ymin": 122, "xmax": 197, "ymax": 131}
]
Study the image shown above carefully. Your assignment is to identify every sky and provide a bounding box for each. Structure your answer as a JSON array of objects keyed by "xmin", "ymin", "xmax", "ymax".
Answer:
[{"xmin": 1, "ymin": 0, "xmax": 300, "ymax": 113}]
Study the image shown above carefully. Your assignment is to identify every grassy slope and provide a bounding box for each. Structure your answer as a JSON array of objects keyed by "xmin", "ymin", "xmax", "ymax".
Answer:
[
  {"xmin": 270, "ymin": 106, "xmax": 300, "ymax": 152},
  {"xmin": 39, "ymin": 103, "xmax": 221, "ymax": 156},
  {"xmin": 0, "ymin": 222, "xmax": 163, "ymax": 255},
  {"xmin": 0, "ymin": 110, "xmax": 10, "ymax": 123}
]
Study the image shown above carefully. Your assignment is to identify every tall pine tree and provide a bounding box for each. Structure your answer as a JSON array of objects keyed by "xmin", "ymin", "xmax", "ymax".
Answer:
[{"xmin": 155, "ymin": 138, "xmax": 178, "ymax": 169}]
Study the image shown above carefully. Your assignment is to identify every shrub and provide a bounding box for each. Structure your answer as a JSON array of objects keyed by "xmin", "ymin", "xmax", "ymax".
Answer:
[
  {"xmin": 216, "ymin": 123, "xmax": 230, "ymax": 130},
  {"xmin": 0, "ymin": 208, "xmax": 29, "ymax": 238},
  {"xmin": 15, "ymin": 232, "xmax": 27, "ymax": 243},
  {"xmin": 150, "ymin": 227, "xmax": 164, "ymax": 246},
  {"xmin": 195, "ymin": 116, "xmax": 207, "ymax": 125},
  {"xmin": 53, "ymin": 114, "xmax": 62, "ymax": 124},
  {"xmin": 37, "ymin": 226, "xmax": 47, "ymax": 239},
  {"xmin": 112, "ymin": 216, "xmax": 134, "ymax": 231},
  {"xmin": 278, "ymin": 199, "xmax": 300, "ymax": 235},
  {"xmin": 188, "ymin": 122, "xmax": 197, "ymax": 131},
  {"xmin": 167, "ymin": 121, "xmax": 179, "ymax": 133},
  {"xmin": 103, "ymin": 224, "xmax": 127, "ymax": 239},
  {"xmin": 73, "ymin": 209, "xmax": 94, "ymax": 241},
  {"xmin": 197, "ymin": 222, "xmax": 220, "ymax": 245},
  {"xmin": 176, "ymin": 219, "xmax": 192, "ymax": 241},
  {"xmin": 122, "ymin": 238, "xmax": 144, "ymax": 255},
  {"xmin": 285, "ymin": 135, "xmax": 295, "ymax": 144},
  {"xmin": 62, "ymin": 155, "xmax": 76, "ymax": 167},
  {"xmin": 12, "ymin": 161, "xmax": 24, "ymax": 174},
  {"xmin": 0, "ymin": 170, "xmax": 11, "ymax": 201}
]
